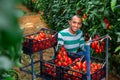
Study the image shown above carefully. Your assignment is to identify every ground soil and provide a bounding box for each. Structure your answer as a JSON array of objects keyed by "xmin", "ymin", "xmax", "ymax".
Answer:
[
  {"xmin": 15, "ymin": 4, "xmax": 120, "ymax": 80},
  {"xmin": 17, "ymin": 4, "xmax": 48, "ymax": 35}
]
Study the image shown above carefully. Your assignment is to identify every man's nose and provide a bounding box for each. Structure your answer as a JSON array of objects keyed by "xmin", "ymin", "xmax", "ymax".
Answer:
[{"xmin": 75, "ymin": 23, "xmax": 79, "ymax": 27}]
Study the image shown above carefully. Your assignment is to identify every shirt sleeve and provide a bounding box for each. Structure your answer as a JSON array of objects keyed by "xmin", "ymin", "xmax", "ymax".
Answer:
[
  {"xmin": 57, "ymin": 32, "xmax": 64, "ymax": 45},
  {"xmin": 56, "ymin": 32, "xmax": 64, "ymax": 51}
]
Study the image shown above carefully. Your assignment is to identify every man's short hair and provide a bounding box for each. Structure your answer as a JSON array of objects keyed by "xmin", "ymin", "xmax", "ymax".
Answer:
[{"xmin": 71, "ymin": 15, "xmax": 82, "ymax": 20}]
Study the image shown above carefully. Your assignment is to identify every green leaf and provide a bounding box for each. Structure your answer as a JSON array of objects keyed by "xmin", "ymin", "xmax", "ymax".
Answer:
[
  {"xmin": 104, "ymin": 9, "xmax": 109, "ymax": 17},
  {"xmin": 111, "ymin": 0, "xmax": 117, "ymax": 12},
  {"xmin": 116, "ymin": 32, "xmax": 120, "ymax": 42},
  {"xmin": 118, "ymin": 18, "xmax": 120, "ymax": 21},
  {"xmin": 101, "ymin": 20, "xmax": 107, "ymax": 29},
  {"xmin": 5, "ymin": 77, "xmax": 15, "ymax": 80},
  {"xmin": 115, "ymin": 46, "xmax": 120, "ymax": 52},
  {"xmin": 117, "ymin": 37, "xmax": 120, "ymax": 42},
  {"xmin": 0, "ymin": 56, "xmax": 13, "ymax": 70},
  {"xmin": 116, "ymin": 32, "xmax": 120, "ymax": 36},
  {"xmin": 15, "ymin": 59, "xmax": 22, "ymax": 67}
]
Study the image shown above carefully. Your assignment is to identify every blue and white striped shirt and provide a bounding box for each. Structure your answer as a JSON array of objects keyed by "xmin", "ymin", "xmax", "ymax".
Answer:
[{"xmin": 57, "ymin": 28, "xmax": 86, "ymax": 53}]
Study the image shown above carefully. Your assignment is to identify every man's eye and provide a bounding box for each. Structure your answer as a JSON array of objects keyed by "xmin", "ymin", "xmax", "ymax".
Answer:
[
  {"xmin": 73, "ymin": 21, "xmax": 76, "ymax": 24},
  {"xmin": 78, "ymin": 23, "xmax": 82, "ymax": 25}
]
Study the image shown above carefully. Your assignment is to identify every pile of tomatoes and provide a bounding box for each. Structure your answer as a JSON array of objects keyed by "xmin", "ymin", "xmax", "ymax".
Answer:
[
  {"xmin": 23, "ymin": 30, "xmax": 57, "ymax": 52},
  {"xmin": 68, "ymin": 60, "xmax": 103, "ymax": 74},
  {"xmin": 91, "ymin": 35, "xmax": 105, "ymax": 54},
  {"xmin": 54, "ymin": 46, "xmax": 73, "ymax": 66},
  {"xmin": 28, "ymin": 31, "xmax": 53, "ymax": 40},
  {"xmin": 54, "ymin": 45, "xmax": 83, "ymax": 66},
  {"xmin": 63, "ymin": 60, "xmax": 103, "ymax": 80},
  {"xmin": 43, "ymin": 45, "xmax": 82, "ymax": 78},
  {"xmin": 43, "ymin": 45, "xmax": 105, "ymax": 80}
]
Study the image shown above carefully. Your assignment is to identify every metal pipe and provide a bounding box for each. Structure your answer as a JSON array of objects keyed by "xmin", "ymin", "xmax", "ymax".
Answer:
[{"xmin": 105, "ymin": 36, "xmax": 109, "ymax": 80}]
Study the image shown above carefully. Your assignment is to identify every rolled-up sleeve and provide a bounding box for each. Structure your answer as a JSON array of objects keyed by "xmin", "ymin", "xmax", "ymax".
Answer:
[{"xmin": 57, "ymin": 32, "xmax": 64, "ymax": 45}]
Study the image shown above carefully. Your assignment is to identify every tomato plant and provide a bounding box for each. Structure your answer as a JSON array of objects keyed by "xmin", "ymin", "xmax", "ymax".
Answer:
[
  {"xmin": 0, "ymin": 0, "xmax": 24, "ymax": 79},
  {"xmin": 23, "ymin": 0, "xmax": 120, "ymax": 76}
]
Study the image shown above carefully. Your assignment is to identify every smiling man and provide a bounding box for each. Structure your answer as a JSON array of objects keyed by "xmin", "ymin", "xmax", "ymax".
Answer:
[{"xmin": 57, "ymin": 15, "xmax": 91, "ymax": 80}]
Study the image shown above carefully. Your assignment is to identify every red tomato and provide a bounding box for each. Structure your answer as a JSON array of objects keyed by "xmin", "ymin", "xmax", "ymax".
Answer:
[
  {"xmin": 28, "ymin": 35, "xmax": 34, "ymax": 39},
  {"xmin": 91, "ymin": 42, "xmax": 95, "ymax": 49},
  {"xmin": 94, "ymin": 35, "xmax": 100, "ymax": 39},
  {"xmin": 83, "ymin": 61, "xmax": 87, "ymax": 68},
  {"xmin": 76, "ymin": 62, "xmax": 82, "ymax": 69},
  {"xmin": 73, "ymin": 58, "xmax": 81, "ymax": 63},
  {"xmin": 94, "ymin": 64, "xmax": 98, "ymax": 71},
  {"xmin": 63, "ymin": 62, "xmax": 68, "ymax": 66},
  {"xmin": 39, "ymin": 32, "xmax": 46, "ymax": 39},
  {"xmin": 91, "ymin": 41, "xmax": 98, "ymax": 49},
  {"xmin": 95, "ymin": 49, "xmax": 99, "ymax": 54},
  {"xmin": 68, "ymin": 60, "xmax": 72, "ymax": 65},
  {"xmin": 83, "ymin": 13, "xmax": 87, "ymax": 19},
  {"xmin": 56, "ymin": 61, "xmax": 62, "ymax": 66},
  {"xmin": 104, "ymin": 18, "xmax": 109, "ymax": 24},
  {"xmin": 45, "ymin": 63, "xmax": 51, "ymax": 67},
  {"xmin": 98, "ymin": 48, "xmax": 102, "ymax": 53},
  {"xmin": 96, "ymin": 44, "xmax": 100, "ymax": 49},
  {"xmin": 83, "ymin": 67, "xmax": 87, "ymax": 73},
  {"xmin": 56, "ymin": 54, "xmax": 62, "ymax": 60},
  {"xmin": 61, "ymin": 46, "xmax": 66, "ymax": 51},
  {"xmin": 62, "ymin": 51, "xmax": 67, "ymax": 56},
  {"xmin": 63, "ymin": 56, "xmax": 67, "ymax": 61},
  {"xmin": 72, "ymin": 65, "xmax": 78, "ymax": 70}
]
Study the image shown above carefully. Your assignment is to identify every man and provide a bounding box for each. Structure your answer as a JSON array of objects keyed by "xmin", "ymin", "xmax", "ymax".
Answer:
[{"xmin": 57, "ymin": 15, "xmax": 91, "ymax": 80}]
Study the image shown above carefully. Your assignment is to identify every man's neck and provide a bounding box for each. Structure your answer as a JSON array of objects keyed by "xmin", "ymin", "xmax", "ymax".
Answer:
[{"xmin": 68, "ymin": 27, "xmax": 76, "ymax": 34}]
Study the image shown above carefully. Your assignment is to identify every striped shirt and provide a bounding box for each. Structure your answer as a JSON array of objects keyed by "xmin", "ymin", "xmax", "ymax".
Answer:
[{"xmin": 57, "ymin": 28, "xmax": 86, "ymax": 53}]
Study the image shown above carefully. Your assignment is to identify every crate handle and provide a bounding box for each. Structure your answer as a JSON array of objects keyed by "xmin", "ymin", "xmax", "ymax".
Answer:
[{"xmin": 86, "ymin": 34, "xmax": 111, "ymax": 44}]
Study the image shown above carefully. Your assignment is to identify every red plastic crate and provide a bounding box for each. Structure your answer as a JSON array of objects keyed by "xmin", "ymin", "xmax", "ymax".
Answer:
[
  {"xmin": 23, "ymin": 28, "xmax": 58, "ymax": 54},
  {"xmin": 60, "ymin": 57, "xmax": 106, "ymax": 80}
]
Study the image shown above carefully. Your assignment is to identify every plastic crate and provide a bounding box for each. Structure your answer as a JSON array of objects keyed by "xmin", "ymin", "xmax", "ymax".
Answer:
[
  {"xmin": 60, "ymin": 57, "xmax": 106, "ymax": 80},
  {"xmin": 40, "ymin": 59, "xmax": 61, "ymax": 80},
  {"xmin": 39, "ymin": 53, "xmax": 84, "ymax": 80},
  {"xmin": 23, "ymin": 28, "xmax": 58, "ymax": 54}
]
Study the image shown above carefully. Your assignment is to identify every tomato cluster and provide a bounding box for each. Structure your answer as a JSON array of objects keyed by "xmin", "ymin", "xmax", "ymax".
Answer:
[
  {"xmin": 54, "ymin": 45, "xmax": 83, "ymax": 66},
  {"xmin": 63, "ymin": 60, "xmax": 103, "ymax": 80},
  {"xmin": 54, "ymin": 46, "xmax": 73, "ymax": 66},
  {"xmin": 28, "ymin": 31, "xmax": 53, "ymax": 40},
  {"xmin": 70, "ymin": 61, "xmax": 102, "ymax": 74},
  {"xmin": 104, "ymin": 18, "xmax": 111, "ymax": 29},
  {"xmin": 23, "ymin": 30, "xmax": 57, "ymax": 52},
  {"xmin": 91, "ymin": 35, "xmax": 105, "ymax": 54}
]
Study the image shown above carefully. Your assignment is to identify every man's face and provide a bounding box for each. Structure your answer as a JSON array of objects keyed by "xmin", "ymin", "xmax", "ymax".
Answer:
[{"xmin": 69, "ymin": 16, "xmax": 82, "ymax": 34}]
